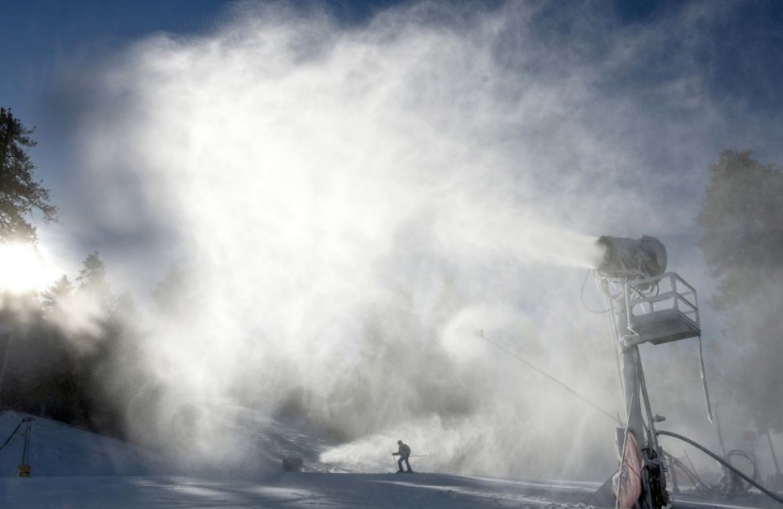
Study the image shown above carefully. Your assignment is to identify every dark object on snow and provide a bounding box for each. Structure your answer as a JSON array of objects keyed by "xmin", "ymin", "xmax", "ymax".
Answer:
[{"xmin": 282, "ymin": 456, "xmax": 303, "ymax": 472}]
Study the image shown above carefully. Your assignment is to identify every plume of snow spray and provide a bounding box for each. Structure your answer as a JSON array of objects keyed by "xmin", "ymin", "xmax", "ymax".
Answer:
[{"xmin": 61, "ymin": 1, "xmax": 732, "ymax": 479}]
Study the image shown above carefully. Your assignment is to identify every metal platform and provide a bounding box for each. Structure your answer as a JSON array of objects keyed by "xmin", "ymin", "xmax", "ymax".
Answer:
[{"xmin": 624, "ymin": 272, "xmax": 701, "ymax": 346}]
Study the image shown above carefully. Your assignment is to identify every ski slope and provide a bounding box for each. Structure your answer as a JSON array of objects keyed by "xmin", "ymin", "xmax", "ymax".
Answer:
[{"xmin": 0, "ymin": 411, "xmax": 779, "ymax": 509}]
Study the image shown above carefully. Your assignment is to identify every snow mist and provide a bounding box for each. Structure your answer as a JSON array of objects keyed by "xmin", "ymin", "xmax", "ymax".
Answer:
[{"xmin": 64, "ymin": 2, "xmax": 727, "ymax": 480}]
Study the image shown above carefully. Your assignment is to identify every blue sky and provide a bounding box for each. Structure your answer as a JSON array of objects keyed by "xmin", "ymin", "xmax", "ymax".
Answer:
[
  {"xmin": 5, "ymin": 1, "xmax": 781, "ymax": 138},
  {"xmin": 1, "ymin": 0, "xmax": 782, "ymax": 292},
  {"xmin": 1, "ymin": 0, "xmax": 403, "ymax": 183}
]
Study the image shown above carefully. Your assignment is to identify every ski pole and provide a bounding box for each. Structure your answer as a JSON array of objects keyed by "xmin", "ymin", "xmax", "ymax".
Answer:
[{"xmin": 392, "ymin": 453, "xmax": 397, "ymax": 471}]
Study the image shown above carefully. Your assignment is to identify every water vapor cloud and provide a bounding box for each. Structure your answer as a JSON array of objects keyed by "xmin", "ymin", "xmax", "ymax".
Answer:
[{"xmin": 62, "ymin": 1, "xmax": 742, "ymax": 479}]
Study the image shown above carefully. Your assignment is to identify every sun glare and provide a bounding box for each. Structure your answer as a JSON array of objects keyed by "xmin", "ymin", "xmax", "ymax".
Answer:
[{"xmin": 0, "ymin": 243, "xmax": 52, "ymax": 293}]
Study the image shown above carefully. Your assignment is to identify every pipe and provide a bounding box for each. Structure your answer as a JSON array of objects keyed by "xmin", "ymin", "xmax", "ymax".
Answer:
[
  {"xmin": 657, "ymin": 430, "xmax": 783, "ymax": 506},
  {"xmin": 767, "ymin": 429, "xmax": 782, "ymax": 477}
]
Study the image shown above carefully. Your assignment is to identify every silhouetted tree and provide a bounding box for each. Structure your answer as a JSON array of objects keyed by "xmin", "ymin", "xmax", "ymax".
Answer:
[
  {"xmin": 77, "ymin": 251, "xmax": 112, "ymax": 303},
  {"xmin": 698, "ymin": 150, "xmax": 783, "ymax": 309},
  {"xmin": 1, "ymin": 253, "xmax": 142, "ymax": 436},
  {"xmin": 697, "ymin": 150, "xmax": 783, "ymax": 432},
  {"xmin": 41, "ymin": 275, "xmax": 74, "ymax": 311},
  {"xmin": 86, "ymin": 293, "xmax": 137, "ymax": 439},
  {"xmin": 0, "ymin": 108, "xmax": 57, "ymax": 243},
  {"xmin": 72, "ymin": 251, "xmax": 133, "ymax": 435},
  {"xmin": 0, "ymin": 110, "xmax": 64, "ymax": 416}
]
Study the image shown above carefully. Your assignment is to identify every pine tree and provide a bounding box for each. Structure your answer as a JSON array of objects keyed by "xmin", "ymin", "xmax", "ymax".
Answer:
[
  {"xmin": 41, "ymin": 275, "xmax": 74, "ymax": 311},
  {"xmin": 0, "ymin": 108, "xmax": 57, "ymax": 243},
  {"xmin": 697, "ymin": 150, "xmax": 783, "ymax": 431}
]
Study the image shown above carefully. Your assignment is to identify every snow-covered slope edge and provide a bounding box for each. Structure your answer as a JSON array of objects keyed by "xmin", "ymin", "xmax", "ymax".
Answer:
[
  {"xmin": 0, "ymin": 410, "xmax": 171, "ymax": 477},
  {"xmin": 2, "ymin": 410, "xmax": 778, "ymax": 509},
  {"xmin": 0, "ymin": 408, "xmax": 338, "ymax": 478}
]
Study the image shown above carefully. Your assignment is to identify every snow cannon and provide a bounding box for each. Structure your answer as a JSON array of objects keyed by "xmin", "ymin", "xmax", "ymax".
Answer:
[
  {"xmin": 595, "ymin": 235, "xmax": 667, "ymax": 280},
  {"xmin": 588, "ymin": 234, "xmax": 710, "ymax": 509}
]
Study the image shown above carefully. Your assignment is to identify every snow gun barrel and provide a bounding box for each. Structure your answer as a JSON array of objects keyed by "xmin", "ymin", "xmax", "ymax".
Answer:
[{"xmin": 595, "ymin": 235, "xmax": 667, "ymax": 279}]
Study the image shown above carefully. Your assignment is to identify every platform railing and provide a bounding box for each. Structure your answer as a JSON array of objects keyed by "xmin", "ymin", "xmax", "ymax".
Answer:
[{"xmin": 623, "ymin": 272, "xmax": 700, "ymax": 346}]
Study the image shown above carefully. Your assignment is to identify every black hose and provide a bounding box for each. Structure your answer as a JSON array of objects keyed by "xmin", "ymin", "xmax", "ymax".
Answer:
[{"xmin": 657, "ymin": 430, "xmax": 783, "ymax": 506}]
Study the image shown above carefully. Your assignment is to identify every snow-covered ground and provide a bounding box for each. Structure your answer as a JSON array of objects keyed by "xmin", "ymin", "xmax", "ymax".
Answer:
[
  {"xmin": 0, "ymin": 410, "xmax": 779, "ymax": 508},
  {"xmin": 0, "ymin": 472, "xmax": 601, "ymax": 509},
  {"xmin": 0, "ymin": 410, "xmax": 171, "ymax": 477}
]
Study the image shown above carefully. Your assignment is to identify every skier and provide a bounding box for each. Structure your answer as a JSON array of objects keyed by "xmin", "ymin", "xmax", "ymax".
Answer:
[{"xmin": 393, "ymin": 440, "xmax": 413, "ymax": 473}]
